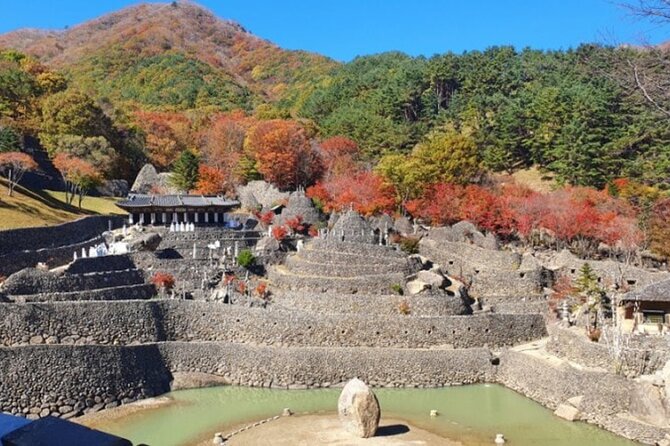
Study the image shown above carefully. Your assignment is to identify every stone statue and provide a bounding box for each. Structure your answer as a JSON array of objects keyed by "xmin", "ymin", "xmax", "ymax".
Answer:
[{"xmin": 337, "ymin": 378, "xmax": 380, "ymax": 438}]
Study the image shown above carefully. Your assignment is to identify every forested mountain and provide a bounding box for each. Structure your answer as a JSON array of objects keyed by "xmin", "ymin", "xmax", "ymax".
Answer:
[{"xmin": 0, "ymin": 0, "xmax": 668, "ymax": 190}]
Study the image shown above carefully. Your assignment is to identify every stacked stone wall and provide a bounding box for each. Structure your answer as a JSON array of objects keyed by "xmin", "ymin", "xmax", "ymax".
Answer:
[
  {"xmin": 0, "ymin": 344, "xmax": 170, "ymax": 418},
  {"xmin": 0, "ymin": 342, "xmax": 493, "ymax": 418},
  {"xmin": 1, "ymin": 269, "xmax": 145, "ymax": 295},
  {"xmin": 271, "ymin": 291, "xmax": 469, "ymax": 316},
  {"xmin": 10, "ymin": 284, "xmax": 155, "ymax": 303},
  {"xmin": 0, "ymin": 301, "xmax": 546, "ymax": 348},
  {"xmin": 0, "ymin": 216, "xmax": 124, "ymax": 276},
  {"xmin": 546, "ymin": 326, "xmax": 670, "ymax": 377},
  {"xmin": 496, "ymin": 349, "xmax": 666, "ymax": 444}
]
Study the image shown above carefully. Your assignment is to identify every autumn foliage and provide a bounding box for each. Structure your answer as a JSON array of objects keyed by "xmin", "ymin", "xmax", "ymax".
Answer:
[
  {"xmin": 244, "ymin": 120, "xmax": 324, "ymax": 190},
  {"xmin": 271, "ymin": 225, "xmax": 288, "ymax": 241},
  {"xmin": 407, "ymin": 182, "xmax": 643, "ymax": 250},
  {"xmin": 0, "ymin": 152, "xmax": 38, "ymax": 196},
  {"xmin": 307, "ymin": 171, "xmax": 396, "ymax": 216},
  {"xmin": 151, "ymin": 272, "xmax": 175, "ymax": 294},
  {"xmin": 52, "ymin": 153, "xmax": 102, "ymax": 208},
  {"xmin": 194, "ymin": 165, "xmax": 230, "ymax": 195}
]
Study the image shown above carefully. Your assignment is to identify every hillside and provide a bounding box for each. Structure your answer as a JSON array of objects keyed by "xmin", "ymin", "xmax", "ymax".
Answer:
[
  {"xmin": 0, "ymin": 2, "xmax": 337, "ymax": 110},
  {"xmin": 0, "ymin": 179, "xmax": 124, "ymax": 230}
]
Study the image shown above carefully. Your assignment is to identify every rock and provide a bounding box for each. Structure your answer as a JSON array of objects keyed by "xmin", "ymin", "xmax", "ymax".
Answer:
[
  {"xmin": 58, "ymin": 405, "xmax": 73, "ymax": 414},
  {"xmin": 212, "ymin": 433, "xmax": 225, "ymax": 445},
  {"xmin": 337, "ymin": 378, "xmax": 380, "ymax": 438},
  {"xmin": 97, "ymin": 179, "xmax": 129, "ymax": 197},
  {"xmin": 394, "ymin": 216, "xmax": 414, "ymax": 236},
  {"xmin": 554, "ymin": 404, "xmax": 580, "ymax": 421},
  {"xmin": 417, "ymin": 270, "xmax": 446, "ymax": 289},
  {"xmin": 29, "ymin": 335, "xmax": 44, "ymax": 345},
  {"xmin": 282, "ymin": 408, "xmax": 292, "ymax": 417},
  {"xmin": 39, "ymin": 408, "xmax": 50, "ymax": 418},
  {"xmin": 127, "ymin": 232, "xmax": 162, "ymax": 252},
  {"xmin": 131, "ymin": 164, "xmax": 177, "ymax": 194},
  {"xmin": 629, "ymin": 382, "xmax": 668, "ymax": 427},
  {"xmin": 407, "ymin": 280, "xmax": 430, "ymax": 295},
  {"xmin": 567, "ymin": 395, "xmax": 584, "ymax": 409}
]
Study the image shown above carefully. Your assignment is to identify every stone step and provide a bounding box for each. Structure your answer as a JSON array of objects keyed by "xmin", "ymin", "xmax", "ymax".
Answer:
[
  {"xmin": 10, "ymin": 284, "xmax": 156, "ymax": 303},
  {"xmin": 268, "ymin": 266, "xmax": 406, "ymax": 295},
  {"xmin": 285, "ymin": 255, "xmax": 408, "ymax": 277},
  {"xmin": 306, "ymin": 240, "xmax": 406, "ymax": 259},
  {"xmin": 296, "ymin": 247, "xmax": 408, "ymax": 268}
]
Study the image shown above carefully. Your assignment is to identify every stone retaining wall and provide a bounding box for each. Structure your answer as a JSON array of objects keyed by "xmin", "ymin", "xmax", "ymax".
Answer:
[
  {"xmin": 496, "ymin": 349, "xmax": 667, "ymax": 444},
  {"xmin": 0, "ymin": 236, "xmax": 106, "ymax": 277},
  {"xmin": 10, "ymin": 284, "xmax": 156, "ymax": 303},
  {"xmin": 65, "ymin": 255, "xmax": 137, "ymax": 275},
  {"xmin": 0, "ymin": 344, "xmax": 170, "ymax": 418},
  {"xmin": 1, "ymin": 269, "xmax": 145, "ymax": 295},
  {"xmin": 272, "ymin": 291, "xmax": 470, "ymax": 316},
  {"xmin": 0, "ymin": 301, "xmax": 546, "ymax": 348},
  {"xmin": 0, "ymin": 342, "xmax": 493, "ymax": 418},
  {"xmin": 269, "ymin": 267, "xmax": 407, "ymax": 294},
  {"xmin": 0, "ymin": 216, "xmax": 122, "ymax": 256},
  {"xmin": 546, "ymin": 326, "xmax": 670, "ymax": 377}
]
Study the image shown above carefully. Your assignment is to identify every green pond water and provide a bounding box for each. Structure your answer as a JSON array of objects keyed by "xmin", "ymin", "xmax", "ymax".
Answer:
[{"xmin": 97, "ymin": 384, "xmax": 638, "ymax": 446}]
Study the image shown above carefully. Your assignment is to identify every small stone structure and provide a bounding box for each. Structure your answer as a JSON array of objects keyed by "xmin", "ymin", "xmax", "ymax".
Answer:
[{"xmin": 338, "ymin": 378, "xmax": 380, "ymax": 438}]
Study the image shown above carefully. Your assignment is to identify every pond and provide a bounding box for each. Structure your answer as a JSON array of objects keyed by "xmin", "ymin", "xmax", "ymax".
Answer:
[{"xmin": 90, "ymin": 384, "xmax": 638, "ymax": 446}]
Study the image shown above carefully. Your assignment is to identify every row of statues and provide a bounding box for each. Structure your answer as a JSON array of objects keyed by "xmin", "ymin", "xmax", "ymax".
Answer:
[{"xmin": 169, "ymin": 221, "xmax": 196, "ymax": 232}]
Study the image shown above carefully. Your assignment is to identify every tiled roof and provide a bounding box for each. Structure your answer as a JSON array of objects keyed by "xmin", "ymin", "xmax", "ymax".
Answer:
[
  {"xmin": 622, "ymin": 279, "xmax": 670, "ymax": 302},
  {"xmin": 117, "ymin": 194, "xmax": 240, "ymax": 209}
]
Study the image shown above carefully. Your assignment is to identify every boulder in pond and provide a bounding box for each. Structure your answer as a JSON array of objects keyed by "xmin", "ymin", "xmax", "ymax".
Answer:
[{"xmin": 337, "ymin": 378, "xmax": 380, "ymax": 438}]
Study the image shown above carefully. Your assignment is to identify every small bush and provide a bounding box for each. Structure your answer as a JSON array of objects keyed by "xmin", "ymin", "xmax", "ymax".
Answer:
[
  {"xmin": 397, "ymin": 236, "xmax": 420, "ymax": 254},
  {"xmin": 272, "ymin": 225, "xmax": 288, "ymax": 241},
  {"xmin": 390, "ymin": 284, "xmax": 404, "ymax": 295},
  {"xmin": 397, "ymin": 299, "xmax": 411, "ymax": 315},
  {"xmin": 237, "ymin": 249, "xmax": 256, "ymax": 268}
]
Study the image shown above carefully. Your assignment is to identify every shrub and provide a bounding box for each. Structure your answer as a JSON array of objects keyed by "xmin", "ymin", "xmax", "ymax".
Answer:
[
  {"xmin": 272, "ymin": 225, "xmax": 288, "ymax": 241},
  {"xmin": 151, "ymin": 272, "xmax": 175, "ymax": 297},
  {"xmin": 397, "ymin": 236, "xmax": 420, "ymax": 254},
  {"xmin": 236, "ymin": 249, "xmax": 256, "ymax": 268},
  {"xmin": 397, "ymin": 299, "xmax": 411, "ymax": 315},
  {"xmin": 255, "ymin": 281, "xmax": 269, "ymax": 299},
  {"xmin": 390, "ymin": 283, "xmax": 404, "ymax": 295}
]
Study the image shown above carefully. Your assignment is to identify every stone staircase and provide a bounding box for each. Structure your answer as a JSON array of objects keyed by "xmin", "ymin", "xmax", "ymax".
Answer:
[{"xmin": 268, "ymin": 240, "xmax": 410, "ymax": 295}]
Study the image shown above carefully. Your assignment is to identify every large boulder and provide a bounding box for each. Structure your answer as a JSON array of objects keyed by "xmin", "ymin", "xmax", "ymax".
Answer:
[
  {"xmin": 97, "ymin": 179, "xmax": 129, "ymax": 197},
  {"xmin": 278, "ymin": 190, "xmax": 320, "ymax": 226},
  {"xmin": 236, "ymin": 180, "xmax": 289, "ymax": 211},
  {"xmin": 131, "ymin": 164, "xmax": 177, "ymax": 194},
  {"xmin": 337, "ymin": 378, "xmax": 380, "ymax": 438},
  {"xmin": 127, "ymin": 232, "xmax": 162, "ymax": 252}
]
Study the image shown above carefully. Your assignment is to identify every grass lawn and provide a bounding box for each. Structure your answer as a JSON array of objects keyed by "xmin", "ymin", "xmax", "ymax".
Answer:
[{"xmin": 0, "ymin": 179, "xmax": 125, "ymax": 230}]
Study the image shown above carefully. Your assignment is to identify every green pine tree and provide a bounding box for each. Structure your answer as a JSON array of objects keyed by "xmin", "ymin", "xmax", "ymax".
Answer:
[{"xmin": 170, "ymin": 150, "xmax": 200, "ymax": 193}]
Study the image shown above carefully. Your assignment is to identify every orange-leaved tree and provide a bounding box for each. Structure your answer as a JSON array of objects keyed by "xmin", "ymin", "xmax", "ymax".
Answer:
[
  {"xmin": 307, "ymin": 171, "xmax": 396, "ymax": 216},
  {"xmin": 194, "ymin": 165, "xmax": 231, "ymax": 196},
  {"xmin": 244, "ymin": 120, "xmax": 323, "ymax": 190},
  {"xmin": 0, "ymin": 152, "xmax": 37, "ymax": 196},
  {"xmin": 53, "ymin": 153, "xmax": 101, "ymax": 209}
]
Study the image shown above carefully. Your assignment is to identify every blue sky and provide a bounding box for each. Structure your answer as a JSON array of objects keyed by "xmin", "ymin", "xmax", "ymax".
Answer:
[{"xmin": 1, "ymin": 0, "xmax": 668, "ymax": 61}]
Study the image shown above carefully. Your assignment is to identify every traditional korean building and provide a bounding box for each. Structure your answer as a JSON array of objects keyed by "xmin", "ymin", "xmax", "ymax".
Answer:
[
  {"xmin": 619, "ymin": 279, "xmax": 670, "ymax": 334},
  {"xmin": 116, "ymin": 194, "xmax": 240, "ymax": 226}
]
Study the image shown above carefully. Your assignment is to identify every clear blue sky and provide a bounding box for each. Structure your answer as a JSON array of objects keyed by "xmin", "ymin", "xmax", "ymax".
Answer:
[{"xmin": 1, "ymin": 0, "xmax": 668, "ymax": 61}]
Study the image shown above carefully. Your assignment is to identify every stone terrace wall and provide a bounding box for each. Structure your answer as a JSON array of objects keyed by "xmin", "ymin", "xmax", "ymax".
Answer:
[
  {"xmin": 1, "ymin": 269, "xmax": 145, "ymax": 295},
  {"xmin": 0, "ymin": 301, "xmax": 546, "ymax": 348},
  {"xmin": 0, "ymin": 216, "xmax": 122, "ymax": 256},
  {"xmin": 65, "ymin": 255, "xmax": 137, "ymax": 274},
  {"xmin": 0, "ymin": 344, "xmax": 170, "ymax": 418},
  {"xmin": 161, "ymin": 343, "xmax": 495, "ymax": 389},
  {"xmin": 0, "ymin": 342, "xmax": 494, "ymax": 417},
  {"xmin": 546, "ymin": 326, "xmax": 670, "ymax": 377},
  {"xmin": 271, "ymin": 291, "xmax": 470, "ymax": 316},
  {"xmin": 0, "ymin": 216, "xmax": 124, "ymax": 276},
  {"xmin": 10, "ymin": 284, "xmax": 155, "ymax": 303},
  {"xmin": 496, "ymin": 350, "xmax": 667, "ymax": 444}
]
